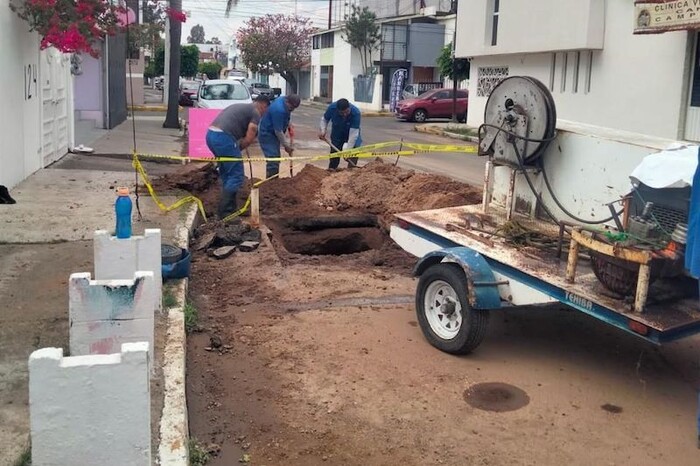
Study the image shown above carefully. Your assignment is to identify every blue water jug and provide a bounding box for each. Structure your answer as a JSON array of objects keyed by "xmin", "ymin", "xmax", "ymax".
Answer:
[{"xmin": 115, "ymin": 187, "xmax": 132, "ymax": 239}]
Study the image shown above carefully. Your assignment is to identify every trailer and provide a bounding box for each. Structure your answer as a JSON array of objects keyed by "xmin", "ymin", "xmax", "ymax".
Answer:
[{"xmin": 389, "ymin": 76, "xmax": 700, "ymax": 444}]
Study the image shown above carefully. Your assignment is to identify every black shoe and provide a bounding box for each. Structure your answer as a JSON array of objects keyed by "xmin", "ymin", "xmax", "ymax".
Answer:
[
  {"xmin": 218, "ymin": 190, "xmax": 238, "ymax": 220},
  {"xmin": 0, "ymin": 185, "xmax": 16, "ymax": 204}
]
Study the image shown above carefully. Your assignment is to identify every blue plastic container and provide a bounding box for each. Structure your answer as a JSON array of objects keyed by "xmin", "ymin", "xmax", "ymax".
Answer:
[
  {"xmin": 115, "ymin": 187, "xmax": 132, "ymax": 239},
  {"xmin": 162, "ymin": 249, "xmax": 191, "ymax": 280}
]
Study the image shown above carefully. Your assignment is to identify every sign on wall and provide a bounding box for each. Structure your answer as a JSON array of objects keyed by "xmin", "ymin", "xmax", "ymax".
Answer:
[{"xmin": 634, "ymin": 0, "xmax": 700, "ymax": 34}]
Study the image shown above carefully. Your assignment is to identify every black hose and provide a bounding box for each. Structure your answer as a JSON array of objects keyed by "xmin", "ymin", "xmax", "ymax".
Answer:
[{"xmin": 480, "ymin": 122, "xmax": 621, "ymax": 225}]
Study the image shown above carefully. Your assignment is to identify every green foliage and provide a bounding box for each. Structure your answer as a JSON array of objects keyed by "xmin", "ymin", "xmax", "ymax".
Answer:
[
  {"xmin": 151, "ymin": 43, "xmax": 199, "ymax": 78},
  {"xmin": 198, "ymin": 62, "xmax": 223, "ymax": 80},
  {"xmin": 162, "ymin": 290, "xmax": 178, "ymax": 308},
  {"xmin": 184, "ymin": 301, "xmax": 199, "ymax": 333},
  {"xmin": 181, "ymin": 45, "xmax": 200, "ymax": 78},
  {"xmin": 342, "ymin": 6, "xmax": 381, "ymax": 76},
  {"xmin": 13, "ymin": 448, "xmax": 31, "ymax": 466},
  {"xmin": 188, "ymin": 439, "xmax": 211, "ymax": 466},
  {"xmin": 188, "ymin": 24, "xmax": 206, "ymax": 44},
  {"xmin": 437, "ymin": 42, "xmax": 470, "ymax": 81}
]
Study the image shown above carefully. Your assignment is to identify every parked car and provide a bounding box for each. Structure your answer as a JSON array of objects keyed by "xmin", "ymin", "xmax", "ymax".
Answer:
[
  {"xmin": 395, "ymin": 89, "xmax": 468, "ymax": 123},
  {"xmin": 244, "ymin": 80, "xmax": 274, "ymax": 100},
  {"xmin": 193, "ymin": 79, "xmax": 252, "ymax": 109},
  {"xmin": 178, "ymin": 80, "xmax": 201, "ymax": 107}
]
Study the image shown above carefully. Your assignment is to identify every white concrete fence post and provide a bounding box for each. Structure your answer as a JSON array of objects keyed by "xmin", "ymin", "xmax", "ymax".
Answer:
[
  {"xmin": 93, "ymin": 228, "xmax": 162, "ymax": 310},
  {"xmin": 69, "ymin": 271, "xmax": 156, "ymax": 358},
  {"xmin": 29, "ymin": 343, "xmax": 151, "ymax": 466}
]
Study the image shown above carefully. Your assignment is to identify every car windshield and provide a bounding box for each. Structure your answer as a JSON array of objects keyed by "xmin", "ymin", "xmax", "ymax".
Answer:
[
  {"xmin": 182, "ymin": 82, "xmax": 199, "ymax": 91},
  {"xmin": 201, "ymin": 83, "xmax": 248, "ymax": 100},
  {"xmin": 417, "ymin": 90, "xmax": 437, "ymax": 99}
]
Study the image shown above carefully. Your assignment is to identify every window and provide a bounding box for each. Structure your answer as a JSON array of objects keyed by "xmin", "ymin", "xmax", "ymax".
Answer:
[
  {"xmin": 560, "ymin": 52, "xmax": 568, "ymax": 93},
  {"xmin": 313, "ymin": 33, "xmax": 334, "ymax": 50},
  {"xmin": 381, "ymin": 24, "xmax": 408, "ymax": 61},
  {"xmin": 549, "ymin": 53, "xmax": 556, "ymax": 91},
  {"xmin": 572, "ymin": 51, "xmax": 581, "ymax": 93},
  {"xmin": 477, "ymin": 66, "xmax": 509, "ymax": 97},
  {"xmin": 491, "ymin": 0, "xmax": 500, "ymax": 46},
  {"xmin": 201, "ymin": 83, "xmax": 249, "ymax": 101},
  {"xmin": 457, "ymin": 90, "xmax": 468, "ymax": 98},
  {"xmin": 435, "ymin": 90, "xmax": 450, "ymax": 99},
  {"xmin": 321, "ymin": 32, "xmax": 334, "ymax": 48},
  {"xmin": 585, "ymin": 50, "xmax": 593, "ymax": 94}
]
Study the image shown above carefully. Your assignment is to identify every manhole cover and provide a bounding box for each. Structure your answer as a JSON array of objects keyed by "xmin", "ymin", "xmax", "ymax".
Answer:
[{"xmin": 463, "ymin": 382, "xmax": 530, "ymax": 412}]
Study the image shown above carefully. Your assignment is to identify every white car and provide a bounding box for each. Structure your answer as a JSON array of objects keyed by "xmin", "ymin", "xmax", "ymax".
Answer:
[{"xmin": 193, "ymin": 79, "xmax": 252, "ymax": 109}]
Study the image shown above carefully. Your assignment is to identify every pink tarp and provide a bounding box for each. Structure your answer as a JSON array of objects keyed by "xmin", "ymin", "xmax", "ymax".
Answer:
[{"xmin": 188, "ymin": 108, "xmax": 221, "ymax": 158}]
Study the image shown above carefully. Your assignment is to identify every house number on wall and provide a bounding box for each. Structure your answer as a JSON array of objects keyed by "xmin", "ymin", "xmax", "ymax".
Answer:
[{"xmin": 24, "ymin": 64, "xmax": 38, "ymax": 100}]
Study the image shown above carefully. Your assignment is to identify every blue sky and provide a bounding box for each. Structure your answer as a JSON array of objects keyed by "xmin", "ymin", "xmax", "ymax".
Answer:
[{"xmin": 181, "ymin": 0, "xmax": 333, "ymax": 45}]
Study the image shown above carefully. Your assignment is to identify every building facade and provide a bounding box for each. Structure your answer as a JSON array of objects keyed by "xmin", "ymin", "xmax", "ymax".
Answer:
[
  {"xmin": 1, "ymin": 6, "xmax": 74, "ymax": 190},
  {"xmin": 458, "ymin": 0, "xmax": 697, "ymax": 142}
]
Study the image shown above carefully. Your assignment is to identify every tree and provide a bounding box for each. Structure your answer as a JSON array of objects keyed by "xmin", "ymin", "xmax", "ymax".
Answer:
[
  {"xmin": 181, "ymin": 45, "xmax": 200, "ymax": 77},
  {"xmin": 237, "ymin": 14, "xmax": 314, "ymax": 93},
  {"xmin": 342, "ymin": 6, "xmax": 381, "ymax": 76},
  {"xmin": 188, "ymin": 24, "xmax": 205, "ymax": 43},
  {"xmin": 437, "ymin": 42, "xmax": 470, "ymax": 82},
  {"xmin": 164, "ymin": 1, "xmax": 184, "ymax": 129},
  {"xmin": 199, "ymin": 62, "xmax": 223, "ymax": 79}
]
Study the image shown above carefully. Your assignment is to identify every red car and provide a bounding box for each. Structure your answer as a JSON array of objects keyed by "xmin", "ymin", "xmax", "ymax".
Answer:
[
  {"xmin": 178, "ymin": 80, "xmax": 201, "ymax": 107},
  {"xmin": 395, "ymin": 88, "xmax": 468, "ymax": 123}
]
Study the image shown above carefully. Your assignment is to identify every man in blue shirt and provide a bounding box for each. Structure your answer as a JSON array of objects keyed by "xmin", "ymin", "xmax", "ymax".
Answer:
[
  {"xmin": 258, "ymin": 94, "xmax": 300, "ymax": 178},
  {"xmin": 318, "ymin": 98, "xmax": 362, "ymax": 170}
]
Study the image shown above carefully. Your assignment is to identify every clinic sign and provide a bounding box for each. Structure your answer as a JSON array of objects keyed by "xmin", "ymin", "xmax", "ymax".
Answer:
[{"xmin": 634, "ymin": 0, "xmax": 700, "ymax": 34}]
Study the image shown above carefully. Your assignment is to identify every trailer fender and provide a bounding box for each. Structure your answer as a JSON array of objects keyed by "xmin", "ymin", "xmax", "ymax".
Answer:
[{"xmin": 413, "ymin": 247, "xmax": 502, "ymax": 310}]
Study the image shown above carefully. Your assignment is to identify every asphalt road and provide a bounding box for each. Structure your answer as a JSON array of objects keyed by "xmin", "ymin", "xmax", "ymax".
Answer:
[
  {"xmin": 291, "ymin": 106, "xmax": 486, "ymax": 186},
  {"xmin": 151, "ymin": 100, "xmax": 487, "ymax": 187}
]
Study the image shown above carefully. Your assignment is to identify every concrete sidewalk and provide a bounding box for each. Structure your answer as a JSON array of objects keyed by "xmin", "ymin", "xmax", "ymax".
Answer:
[{"xmin": 0, "ymin": 123, "xmax": 193, "ymax": 465}]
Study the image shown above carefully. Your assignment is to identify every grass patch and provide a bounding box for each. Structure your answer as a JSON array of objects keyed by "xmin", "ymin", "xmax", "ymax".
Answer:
[
  {"xmin": 184, "ymin": 301, "xmax": 199, "ymax": 333},
  {"xmin": 189, "ymin": 438, "xmax": 211, "ymax": 466},
  {"xmin": 162, "ymin": 289, "xmax": 178, "ymax": 309},
  {"xmin": 445, "ymin": 126, "xmax": 478, "ymax": 137},
  {"xmin": 13, "ymin": 448, "xmax": 31, "ymax": 466}
]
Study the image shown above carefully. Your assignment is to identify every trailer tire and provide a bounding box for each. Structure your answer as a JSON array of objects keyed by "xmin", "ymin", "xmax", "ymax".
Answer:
[{"xmin": 416, "ymin": 263, "xmax": 489, "ymax": 354}]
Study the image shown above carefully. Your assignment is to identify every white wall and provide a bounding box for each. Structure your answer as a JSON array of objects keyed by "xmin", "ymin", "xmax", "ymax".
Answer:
[
  {"xmin": 29, "ymin": 343, "xmax": 151, "ymax": 466},
  {"xmin": 0, "ymin": 6, "xmax": 42, "ymax": 189},
  {"xmin": 465, "ymin": 0, "xmax": 690, "ymax": 141},
  {"xmin": 457, "ymin": 0, "xmax": 605, "ymax": 57}
]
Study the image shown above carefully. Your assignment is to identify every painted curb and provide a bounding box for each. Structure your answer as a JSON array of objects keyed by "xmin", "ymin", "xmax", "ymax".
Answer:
[
  {"xmin": 414, "ymin": 125, "xmax": 479, "ymax": 143},
  {"xmin": 158, "ymin": 204, "xmax": 201, "ymax": 466}
]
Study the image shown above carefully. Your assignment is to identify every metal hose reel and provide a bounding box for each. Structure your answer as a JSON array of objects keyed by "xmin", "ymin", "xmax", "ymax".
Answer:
[{"xmin": 479, "ymin": 76, "xmax": 557, "ymax": 166}]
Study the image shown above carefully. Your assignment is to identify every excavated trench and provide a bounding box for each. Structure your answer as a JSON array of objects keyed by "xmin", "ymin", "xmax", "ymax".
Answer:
[{"xmin": 267, "ymin": 215, "xmax": 386, "ymax": 256}]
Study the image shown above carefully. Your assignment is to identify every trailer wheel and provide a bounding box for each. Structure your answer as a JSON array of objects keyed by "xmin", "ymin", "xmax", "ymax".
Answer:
[{"xmin": 416, "ymin": 263, "xmax": 489, "ymax": 354}]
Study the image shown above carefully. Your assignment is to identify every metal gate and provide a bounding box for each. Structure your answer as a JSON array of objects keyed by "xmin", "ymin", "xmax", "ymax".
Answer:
[
  {"xmin": 106, "ymin": 33, "xmax": 127, "ymax": 129},
  {"xmin": 40, "ymin": 48, "xmax": 70, "ymax": 166}
]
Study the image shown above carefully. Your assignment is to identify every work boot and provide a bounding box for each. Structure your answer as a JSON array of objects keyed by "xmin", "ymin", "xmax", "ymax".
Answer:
[
  {"xmin": 0, "ymin": 185, "xmax": 16, "ymax": 204},
  {"xmin": 218, "ymin": 190, "xmax": 238, "ymax": 220}
]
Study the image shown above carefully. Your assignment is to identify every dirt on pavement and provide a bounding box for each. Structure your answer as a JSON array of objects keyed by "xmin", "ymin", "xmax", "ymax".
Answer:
[{"xmin": 179, "ymin": 161, "xmax": 700, "ymax": 466}]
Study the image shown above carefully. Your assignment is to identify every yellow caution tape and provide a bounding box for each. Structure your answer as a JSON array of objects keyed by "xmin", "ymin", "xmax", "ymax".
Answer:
[
  {"xmin": 131, "ymin": 141, "xmax": 479, "ymax": 224},
  {"xmin": 132, "ymin": 153, "xmax": 208, "ymax": 222},
  {"xmin": 133, "ymin": 141, "xmax": 478, "ymax": 164}
]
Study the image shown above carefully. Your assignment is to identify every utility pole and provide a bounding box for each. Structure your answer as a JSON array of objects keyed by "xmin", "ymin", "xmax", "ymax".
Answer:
[
  {"xmin": 451, "ymin": 28, "xmax": 458, "ymax": 123},
  {"xmin": 328, "ymin": 0, "xmax": 332, "ymax": 29}
]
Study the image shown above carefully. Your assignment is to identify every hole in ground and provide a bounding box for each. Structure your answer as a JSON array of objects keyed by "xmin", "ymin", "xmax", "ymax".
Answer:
[{"xmin": 268, "ymin": 215, "xmax": 386, "ymax": 256}]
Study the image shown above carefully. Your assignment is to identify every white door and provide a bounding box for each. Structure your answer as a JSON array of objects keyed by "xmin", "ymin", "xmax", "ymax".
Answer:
[{"xmin": 40, "ymin": 48, "xmax": 70, "ymax": 166}]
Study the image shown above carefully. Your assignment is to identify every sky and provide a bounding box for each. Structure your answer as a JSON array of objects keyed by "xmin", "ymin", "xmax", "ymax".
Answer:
[{"xmin": 180, "ymin": 0, "xmax": 334, "ymax": 45}]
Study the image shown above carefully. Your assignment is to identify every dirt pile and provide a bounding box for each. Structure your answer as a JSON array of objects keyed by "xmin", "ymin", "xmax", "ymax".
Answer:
[{"xmin": 260, "ymin": 159, "xmax": 481, "ymax": 224}]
